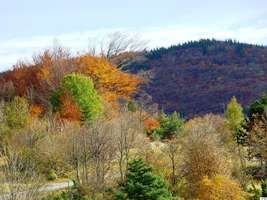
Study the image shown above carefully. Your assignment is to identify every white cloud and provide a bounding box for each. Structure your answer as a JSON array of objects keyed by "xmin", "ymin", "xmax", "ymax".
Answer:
[{"xmin": 1, "ymin": 25, "xmax": 267, "ymax": 72}]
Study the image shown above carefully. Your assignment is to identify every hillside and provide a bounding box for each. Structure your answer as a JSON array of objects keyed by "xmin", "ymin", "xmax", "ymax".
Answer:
[{"xmin": 123, "ymin": 39, "xmax": 267, "ymax": 118}]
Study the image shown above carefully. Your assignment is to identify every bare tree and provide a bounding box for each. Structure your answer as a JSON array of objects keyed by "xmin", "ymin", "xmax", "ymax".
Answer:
[
  {"xmin": 87, "ymin": 32, "xmax": 147, "ymax": 69},
  {"xmin": 114, "ymin": 108, "xmax": 145, "ymax": 182},
  {"xmin": 64, "ymin": 123, "xmax": 83, "ymax": 184},
  {"xmin": 163, "ymin": 138, "xmax": 181, "ymax": 187},
  {"xmin": 85, "ymin": 120, "xmax": 117, "ymax": 196},
  {"xmin": 100, "ymin": 32, "xmax": 146, "ymax": 58},
  {"xmin": 65, "ymin": 119, "xmax": 117, "ymax": 196},
  {"xmin": 32, "ymin": 45, "xmax": 76, "ymax": 108},
  {"xmin": 0, "ymin": 146, "xmax": 44, "ymax": 200},
  {"xmin": 0, "ymin": 81, "xmax": 15, "ymax": 101}
]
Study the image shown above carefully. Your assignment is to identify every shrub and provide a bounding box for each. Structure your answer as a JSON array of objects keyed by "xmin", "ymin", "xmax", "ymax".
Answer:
[
  {"xmin": 45, "ymin": 184, "xmax": 91, "ymax": 200},
  {"xmin": 262, "ymin": 180, "xmax": 267, "ymax": 197},
  {"xmin": 47, "ymin": 170, "xmax": 58, "ymax": 181},
  {"xmin": 248, "ymin": 183, "xmax": 261, "ymax": 200},
  {"xmin": 4, "ymin": 96, "xmax": 29, "ymax": 129},
  {"xmin": 197, "ymin": 175, "xmax": 246, "ymax": 200}
]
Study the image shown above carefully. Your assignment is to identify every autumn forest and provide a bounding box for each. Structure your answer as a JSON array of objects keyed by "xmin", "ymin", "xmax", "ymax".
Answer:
[{"xmin": 1, "ymin": 32, "xmax": 267, "ymax": 200}]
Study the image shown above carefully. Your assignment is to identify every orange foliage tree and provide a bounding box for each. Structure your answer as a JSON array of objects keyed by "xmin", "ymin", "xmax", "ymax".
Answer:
[
  {"xmin": 0, "ymin": 48, "xmax": 141, "ymax": 115},
  {"xmin": 30, "ymin": 105, "xmax": 44, "ymax": 118},
  {"xmin": 58, "ymin": 93, "xmax": 82, "ymax": 122},
  {"xmin": 76, "ymin": 55, "xmax": 141, "ymax": 108},
  {"xmin": 144, "ymin": 117, "xmax": 160, "ymax": 135}
]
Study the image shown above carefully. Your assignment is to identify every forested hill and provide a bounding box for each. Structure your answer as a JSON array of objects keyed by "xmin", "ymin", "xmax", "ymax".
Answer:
[{"xmin": 123, "ymin": 39, "xmax": 267, "ymax": 118}]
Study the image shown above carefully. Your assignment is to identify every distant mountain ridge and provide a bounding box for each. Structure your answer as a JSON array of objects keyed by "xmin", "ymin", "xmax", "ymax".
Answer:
[{"xmin": 122, "ymin": 39, "xmax": 267, "ymax": 118}]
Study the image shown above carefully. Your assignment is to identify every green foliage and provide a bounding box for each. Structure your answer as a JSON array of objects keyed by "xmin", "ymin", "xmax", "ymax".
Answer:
[
  {"xmin": 47, "ymin": 169, "xmax": 58, "ymax": 181},
  {"xmin": 63, "ymin": 73, "xmax": 102, "ymax": 121},
  {"xmin": 248, "ymin": 183, "xmax": 262, "ymax": 200},
  {"xmin": 127, "ymin": 101, "xmax": 137, "ymax": 112},
  {"xmin": 114, "ymin": 158, "xmax": 173, "ymax": 200},
  {"xmin": 249, "ymin": 94, "xmax": 267, "ymax": 119},
  {"xmin": 262, "ymin": 180, "xmax": 267, "ymax": 197},
  {"xmin": 4, "ymin": 96, "xmax": 29, "ymax": 129},
  {"xmin": 225, "ymin": 96, "xmax": 244, "ymax": 131},
  {"xmin": 51, "ymin": 73, "xmax": 103, "ymax": 121},
  {"xmin": 153, "ymin": 111, "xmax": 183, "ymax": 140},
  {"xmin": 225, "ymin": 96, "xmax": 247, "ymax": 144},
  {"xmin": 235, "ymin": 123, "xmax": 248, "ymax": 145},
  {"xmin": 50, "ymin": 89, "xmax": 64, "ymax": 112},
  {"xmin": 45, "ymin": 184, "xmax": 91, "ymax": 200}
]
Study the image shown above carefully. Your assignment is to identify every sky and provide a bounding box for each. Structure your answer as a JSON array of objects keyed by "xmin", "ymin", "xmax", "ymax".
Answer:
[{"xmin": 1, "ymin": 0, "xmax": 267, "ymax": 71}]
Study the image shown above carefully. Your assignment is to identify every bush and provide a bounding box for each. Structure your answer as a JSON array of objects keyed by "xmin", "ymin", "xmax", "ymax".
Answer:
[
  {"xmin": 47, "ymin": 170, "xmax": 58, "ymax": 181},
  {"xmin": 4, "ymin": 96, "xmax": 29, "ymax": 129},
  {"xmin": 248, "ymin": 183, "xmax": 261, "ymax": 200},
  {"xmin": 45, "ymin": 184, "xmax": 91, "ymax": 200},
  {"xmin": 262, "ymin": 180, "xmax": 267, "ymax": 197},
  {"xmin": 247, "ymin": 180, "xmax": 267, "ymax": 200},
  {"xmin": 197, "ymin": 175, "xmax": 246, "ymax": 200}
]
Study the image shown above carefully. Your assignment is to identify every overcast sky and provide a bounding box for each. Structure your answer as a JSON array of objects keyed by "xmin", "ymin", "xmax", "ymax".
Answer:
[{"xmin": 1, "ymin": 0, "xmax": 267, "ymax": 71}]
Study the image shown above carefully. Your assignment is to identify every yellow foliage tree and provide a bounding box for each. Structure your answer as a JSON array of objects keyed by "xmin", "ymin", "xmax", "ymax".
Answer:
[{"xmin": 197, "ymin": 175, "xmax": 246, "ymax": 200}]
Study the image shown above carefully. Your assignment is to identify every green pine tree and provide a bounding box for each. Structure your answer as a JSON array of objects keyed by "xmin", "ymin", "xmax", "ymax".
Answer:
[
  {"xmin": 114, "ymin": 158, "xmax": 173, "ymax": 200},
  {"xmin": 249, "ymin": 94, "xmax": 267, "ymax": 119},
  {"xmin": 153, "ymin": 111, "xmax": 183, "ymax": 140}
]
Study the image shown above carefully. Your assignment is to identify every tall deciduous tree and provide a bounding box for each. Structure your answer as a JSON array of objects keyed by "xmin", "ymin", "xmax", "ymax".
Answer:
[
  {"xmin": 182, "ymin": 116, "xmax": 231, "ymax": 199},
  {"xmin": 63, "ymin": 73, "xmax": 102, "ymax": 121},
  {"xmin": 225, "ymin": 96, "xmax": 244, "ymax": 132},
  {"xmin": 51, "ymin": 73, "xmax": 102, "ymax": 121},
  {"xmin": 76, "ymin": 55, "xmax": 141, "ymax": 108}
]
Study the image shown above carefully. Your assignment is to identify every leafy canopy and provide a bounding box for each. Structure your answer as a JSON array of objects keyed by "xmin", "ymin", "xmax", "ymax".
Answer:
[
  {"xmin": 225, "ymin": 96, "xmax": 244, "ymax": 131},
  {"xmin": 225, "ymin": 97, "xmax": 246, "ymax": 144},
  {"xmin": 1, "ymin": 50, "xmax": 141, "ymax": 113},
  {"xmin": 51, "ymin": 73, "xmax": 102, "ymax": 121},
  {"xmin": 77, "ymin": 55, "xmax": 141, "ymax": 108}
]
